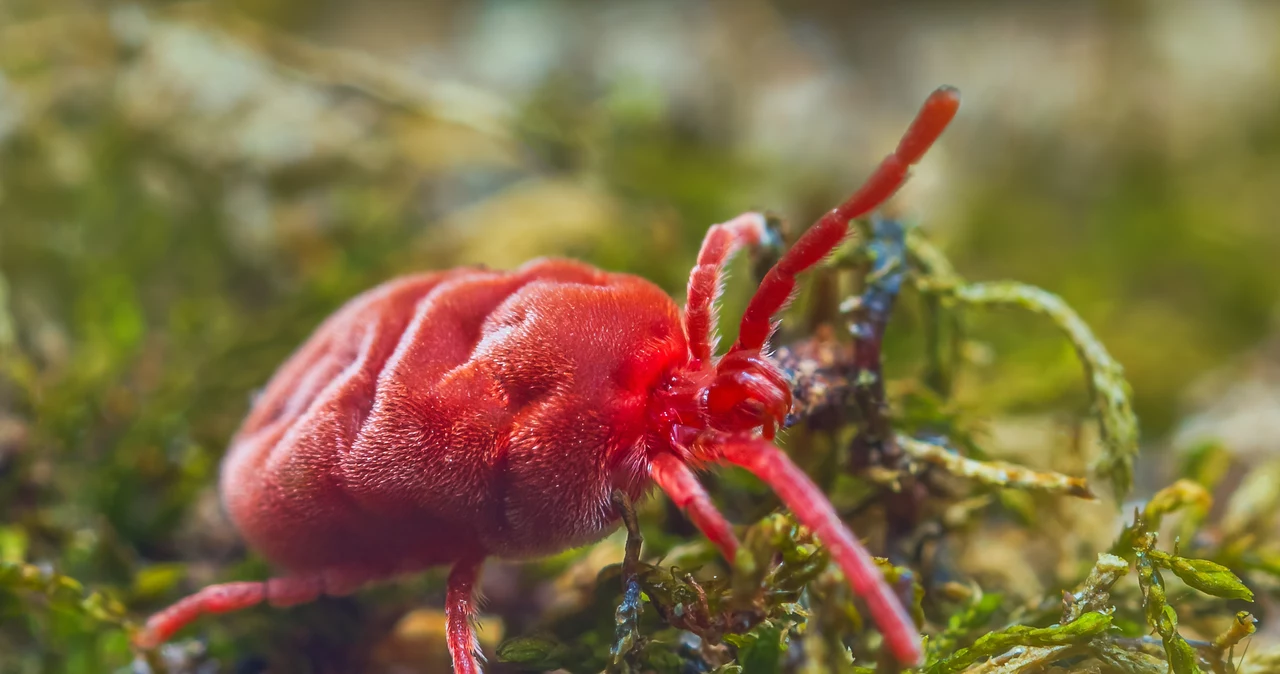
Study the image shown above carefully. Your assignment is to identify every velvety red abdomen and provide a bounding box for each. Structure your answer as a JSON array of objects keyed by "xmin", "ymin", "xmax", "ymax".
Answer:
[{"xmin": 220, "ymin": 259, "xmax": 687, "ymax": 578}]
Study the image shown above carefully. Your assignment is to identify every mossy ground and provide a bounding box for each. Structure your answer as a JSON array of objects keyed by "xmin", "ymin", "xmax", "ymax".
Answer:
[{"xmin": 1, "ymin": 3, "xmax": 1277, "ymax": 673}]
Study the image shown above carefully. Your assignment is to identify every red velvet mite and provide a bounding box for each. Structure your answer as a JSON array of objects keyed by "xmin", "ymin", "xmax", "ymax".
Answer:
[{"xmin": 136, "ymin": 86, "xmax": 962, "ymax": 672}]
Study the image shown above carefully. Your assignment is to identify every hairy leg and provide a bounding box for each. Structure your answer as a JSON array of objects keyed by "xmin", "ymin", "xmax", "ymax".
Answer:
[
  {"xmin": 446, "ymin": 555, "xmax": 486, "ymax": 674},
  {"xmin": 650, "ymin": 451, "xmax": 740, "ymax": 561},
  {"xmin": 134, "ymin": 575, "xmax": 330, "ymax": 648},
  {"xmin": 684, "ymin": 212, "xmax": 769, "ymax": 369},
  {"xmin": 714, "ymin": 435, "xmax": 922, "ymax": 666},
  {"xmin": 734, "ymin": 86, "xmax": 960, "ymax": 352}
]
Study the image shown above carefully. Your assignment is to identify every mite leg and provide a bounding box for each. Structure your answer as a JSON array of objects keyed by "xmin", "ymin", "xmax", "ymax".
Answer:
[
  {"xmin": 446, "ymin": 555, "xmax": 486, "ymax": 674},
  {"xmin": 650, "ymin": 451, "xmax": 740, "ymax": 561},
  {"xmin": 734, "ymin": 86, "xmax": 960, "ymax": 352},
  {"xmin": 134, "ymin": 575, "xmax": 328, "ymax": 648},
  {"xmin": 684, "ymin": 212, "xmax": 769, "ymax": 368},
  {"xmin": 715, "ymin": 436, "xmax": 922, "ymax": 666}
]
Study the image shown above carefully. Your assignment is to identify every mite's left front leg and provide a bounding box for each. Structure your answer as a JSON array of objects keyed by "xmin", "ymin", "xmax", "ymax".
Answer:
[{"xmin": 683, "ymin": 212, "xmax": 769, "ymax": 370}]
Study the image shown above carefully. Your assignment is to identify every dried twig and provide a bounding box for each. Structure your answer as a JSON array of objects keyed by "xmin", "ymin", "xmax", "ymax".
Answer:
[
  {"xmin": 847, "ymin": 218, "xmax": 908, "ymax": 463},
  {"xmin": 1063, "ymin": 553, "xmax": 1129, "ymax": 622},
  {"xmin": 609, "ymin": 490, "xmax": 645, "ymax": 669}
]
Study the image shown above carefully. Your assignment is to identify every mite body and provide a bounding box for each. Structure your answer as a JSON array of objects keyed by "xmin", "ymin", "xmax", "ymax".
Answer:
[
  {"xmin": 224, "ymin": 261, "xmax": 678, "ymax": 571},
  {"xmin": 138, "ymin": 86, "xmax": 962, "ymax": 673}
]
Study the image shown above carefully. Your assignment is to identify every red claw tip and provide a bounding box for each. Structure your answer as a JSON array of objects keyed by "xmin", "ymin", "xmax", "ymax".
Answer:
[{"xmin": 896, "ymin": 86, "xmax": 962, "ymax": 165}]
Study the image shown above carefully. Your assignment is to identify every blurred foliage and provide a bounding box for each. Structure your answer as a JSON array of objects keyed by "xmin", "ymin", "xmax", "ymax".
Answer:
[{"xmin": 1, "ymin": 1, "xmax": 1277, "ymax": 673}]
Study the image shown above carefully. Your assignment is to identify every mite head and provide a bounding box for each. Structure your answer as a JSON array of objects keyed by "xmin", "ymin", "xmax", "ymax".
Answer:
[
  {"xmin": 649, "ymin": 86, "xmax": 962, "ymax": 666},
  {"xmin": 703, "ymin": 347, "xmax": 791, "ymax": 439}
]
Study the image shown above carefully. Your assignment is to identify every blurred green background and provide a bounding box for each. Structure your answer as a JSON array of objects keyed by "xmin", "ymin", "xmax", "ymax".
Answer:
[{"xmin": 1, "ymin": 0, "xmax": 1278, "ymax": 671}]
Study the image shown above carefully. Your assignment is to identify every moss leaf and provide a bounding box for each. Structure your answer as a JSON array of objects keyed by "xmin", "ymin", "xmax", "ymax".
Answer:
[
  {"xmin": 1156, "ymin": 553, "xmax": 1254, "ymax": 601},
  {"xmin": 496, "ymin": 634, "xmax": 570, "ymax": 670},
  {"xmin": 926, "ymin": 611, "xmax": 1112, "ymax": 674}
]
